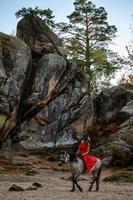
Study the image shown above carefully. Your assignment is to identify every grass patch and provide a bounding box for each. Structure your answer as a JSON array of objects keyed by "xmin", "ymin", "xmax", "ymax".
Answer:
[
  {"xmin": 103, "ymin": 171, "xmax": 133, "ymax": 183},
  {"xmin": 0, "ymin": 114, "xmax": 8, "ymax": 126},
  {"xmin": 24, "ymin": 167, "xmax": 38, "ymax": 176},
  {"xmin": 0, "ymin": 169, "xmax": 5, "ymax": 174},
  {"xmin": 8, "ymin": 166, "xmax": 39, "ymax": 176}
]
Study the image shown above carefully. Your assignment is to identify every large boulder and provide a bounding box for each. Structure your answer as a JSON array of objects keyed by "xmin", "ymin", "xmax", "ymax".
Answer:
[
  {"xmin": 92, "ymin": 92, "xmax": 133, "ymax": 167},
  {"xmin": 89, "ymin": 86, "xmax": 133, "ymax": 167},
  {"xmin": 0, "ymin": 18, "xmax": 91, "ymax": 148},
  {"xmin": 0, "ymin": 32, "xmax": 31, "ymax": 116},
  {"xmin": 16, "ymin": 15, "xmax": 62, "ymax": 55},
  {"xmin": 15, "ymin": 16, "xmax": 91, "ymax": 149},
  {"xmin": 95, "ymin": 86, "xmax": 133, "ymax": 125}
]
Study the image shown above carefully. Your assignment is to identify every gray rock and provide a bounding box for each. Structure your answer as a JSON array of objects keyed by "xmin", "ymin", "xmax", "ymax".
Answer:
[
  {"xmin": 95, "ymin": 86, "xmax": 133, "ymax": 125},
  {"xmin": 16, "ymin": 15, "xmax": 61, "ymax": 54},
  {"xmin": 102, "ymin": 156, "xmax": 112, "ymax": 168},
  {"xmin": 0, "ymin": 32, "xmax": 31, "ymax": 113}
]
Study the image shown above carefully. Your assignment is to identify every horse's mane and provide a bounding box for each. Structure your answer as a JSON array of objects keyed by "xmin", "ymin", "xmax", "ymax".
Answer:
[{"xmin": 68, "ymin": 152, "xmax": 78, "ymax": 162}]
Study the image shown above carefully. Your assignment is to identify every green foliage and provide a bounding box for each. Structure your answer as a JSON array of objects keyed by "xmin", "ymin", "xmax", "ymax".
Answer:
[
  {"xmin": 24, "ymin": 167, "xmax": 38, "ymax": 176},
  {"xmin": 55, "ymin": 0, "xmax": 125, "ymax": 92},
  {"xmin": 15, "ymin": 6, "xmax": 55, "ymax": 26},
  {"xmin": 110, "ymin": 144, "xmax": 133, "ymax": 167},
  {"xmin": 103, "ymin": 171, "xmax": 133, "ymax": 182}
]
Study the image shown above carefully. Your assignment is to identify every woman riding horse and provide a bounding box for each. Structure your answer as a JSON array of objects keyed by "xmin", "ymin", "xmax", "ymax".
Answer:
[
  {"xmin": 59, "ymin": 149, "xmax": 102, "ymax": 192},
  {"xmin": 76, "ymin": 136, "xmax": 97, "ymax": 173}
]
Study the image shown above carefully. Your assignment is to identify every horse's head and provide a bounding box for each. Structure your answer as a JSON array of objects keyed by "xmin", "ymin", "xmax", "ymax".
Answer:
[{"xmin": 58, "ymin": 151, "xmax": 70, "ymax": 166}]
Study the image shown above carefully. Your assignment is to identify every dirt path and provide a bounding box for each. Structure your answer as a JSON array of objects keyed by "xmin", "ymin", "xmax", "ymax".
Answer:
[
  {"xmin": 0, "ymin": 151, "xmax": 132, "ymax": 200},
  {"xmin": 0, "ymin": 168, "xmax": 133, "ymax": 200}
]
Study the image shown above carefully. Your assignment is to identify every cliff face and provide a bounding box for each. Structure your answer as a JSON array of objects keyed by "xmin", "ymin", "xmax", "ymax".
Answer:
[
  {"xmin": 0, "ymin": 16, "xmax": 91, "ymax": 148},
  {"xmin": 0, "ymin": 16, "xmax": 133, "ymax": 167},
  {"xmin": 20, "ymin": 53, "xmax": 90, "ymax": 148}
]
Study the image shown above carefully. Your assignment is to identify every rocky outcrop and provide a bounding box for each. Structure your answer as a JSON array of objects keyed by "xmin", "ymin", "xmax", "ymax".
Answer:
[
  {"xmin": 16, "ymin": 15, "xmax": 62, "ymax": 56},
  {"xmin": 0, "ymin": 32, "xmax": 31, "ymax": 113},
  {"xmin": 20, "ymin": 54, "xmax": 90, "ymax": 148},
  {"xmin": 0, "ymin": 16, "xmax": 133, "ymax": 168},
  {"xmin": 0, "ymin": 17, "xmax": 91, "ymax": 149},
  {"xmin": 95, "ymin": 86, "xmax": 133, "ymax": 125},
  {"xmin": 16, "ymin": 16, "xmax": 91, "ymax": 148},
  {"xmin": 89, "ymin": 86, "xmax": 133, "ymax": 139},
  {"xmin": 91, "ymin": 86, "xmax": 133, "ymax": 167}
]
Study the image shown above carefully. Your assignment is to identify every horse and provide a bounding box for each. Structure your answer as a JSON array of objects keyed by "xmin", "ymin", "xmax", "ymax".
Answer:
[{"xmin": 58, "ymin": 151, "xmax": 102, "ymax": 192}]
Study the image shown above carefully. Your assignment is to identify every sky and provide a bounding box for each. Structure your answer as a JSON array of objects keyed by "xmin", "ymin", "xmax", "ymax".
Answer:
[{"xmin": 0, "ymin": 0, "xmax": 132, "ymax": 57}]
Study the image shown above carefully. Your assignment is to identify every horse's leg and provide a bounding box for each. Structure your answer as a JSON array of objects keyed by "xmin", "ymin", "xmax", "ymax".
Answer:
[
  {"xmin": 95, "ymin": 167, "xmax": 102, "ymax": 191},
  {"xmin": 75, "ymin": 175, "xmax": 83, "ymax": 192},
  {"xmin": 88, "ymin": 171, "xmax": 96, "ymax": 191},
  {"xmin": 88, "ymin": 177, "xmax": 96, "ymax": 191},
  {"xmin": 71, "ymin": 174, "xmax": 75, "ymax": 192}
]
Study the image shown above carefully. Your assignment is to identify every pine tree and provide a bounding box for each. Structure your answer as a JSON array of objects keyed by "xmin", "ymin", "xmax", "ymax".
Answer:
[
  {"xmin": 56, "ymin": 0, "xmax": 124, "ymax": 92},
  {"xmin": 15, "ymin": 6, "xmax": 55, "ymax": 27}
]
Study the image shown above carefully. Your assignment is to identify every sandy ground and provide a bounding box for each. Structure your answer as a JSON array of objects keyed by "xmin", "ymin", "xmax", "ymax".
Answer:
[
  {"xmin": 0, "ymin": 169, "xmax": 133, "ymax": 200},
  {"xmin": 0, "ymin": 153, "xmax": 133, "ymax": 200}
]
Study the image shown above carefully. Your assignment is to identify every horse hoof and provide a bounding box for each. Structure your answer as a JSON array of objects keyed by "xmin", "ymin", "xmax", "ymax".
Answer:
[{"xmin": 70, "ymin": 189, "xmax": 75, "ymax": 192}]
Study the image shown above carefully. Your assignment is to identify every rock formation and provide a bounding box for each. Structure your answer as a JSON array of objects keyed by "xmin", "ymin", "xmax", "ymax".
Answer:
[
  {"xmin": 0, "ymin": 15, "xmax": 133, "ymax": 167},
  {"xmin": 0, "ymin": 16, "xmax": 90, "ymax": 148}
]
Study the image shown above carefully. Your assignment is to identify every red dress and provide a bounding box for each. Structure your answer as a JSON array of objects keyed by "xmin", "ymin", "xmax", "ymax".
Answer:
[{"xmin": 79, "ymin": 142, "xmax": 97, "ymax": 172}]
